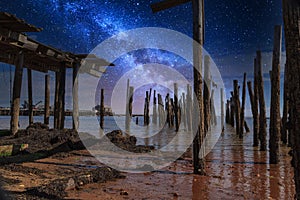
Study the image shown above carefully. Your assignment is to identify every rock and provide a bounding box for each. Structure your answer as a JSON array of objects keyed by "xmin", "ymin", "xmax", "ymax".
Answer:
[
  {"xmin": 65, "ymin": 178, "xmax": 75, "ymax": 191},
  {"xmin": 120, "ymin": 190, "xmax": 129, "ymax": 195}
]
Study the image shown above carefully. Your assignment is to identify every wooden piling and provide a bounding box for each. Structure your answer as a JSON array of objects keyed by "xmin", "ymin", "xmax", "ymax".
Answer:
[
  {"xmin": 269, "ymin": 25, "xmax": 282, "ymax": 164},
  {"xmin": 220, "ymin": 88, "xmax": 224, "ymax": 132},
  {"xmin": 204, "ymin": 55, "xmax": 211, "ymax": 132},
  {"xmin": 44, "ymin": 74, "xmax": 50, "ymax": 125},
  {"xmin": 192, "ymin": 0, "xmax": 205, "ymax": 175},
  {"xmin": 240, "ymin": 73, "xmax": 247, "ymax": 138},
  {"xmin": 174, "ymin": 83, "xmax": 179, "ymax": 131},
  {"xmin": 247, "ymin": 81, "xmax": 259, "ymax": 147},
  {"xmin": 58, "ymin": 66, "xmax": 66, "ymax": 130},
  {"xmin": 282, "ymin": 1, "xmax": 300, "ymax": 198},
  {"xmin": 125, "ymin": 79, "xmax": 130, "ymax": 130},
  {"xmin": 100, "ymin": 89, "xmax": 104, "ymax": 129},
  {"xmin": 153, "ymin": 90, "xmax": 157, "ymax": 124},
  {"xmin": 186, "ymin": 84, "xmax": 192, "ymax": 131},
  {"xmin": 72, "ymin": 63, "xmax": 79, "ymax": 130},
  {"xmin": 281, "ymin": 63, "xmax": 289, "ymax": 144},
  {"xmin": 233, "ymin": 80, "xmax": 241, "ymax": 137},
  {"xmin": 210, "ymin": 89, "xmax": 217, "ymax": 126},
  {"xmin": 158, "ymin": 93, "xmax": 164, "ymax": 127},
  {"xmin": 27, "ymin": 69, "xmax": 33, "ymax": 125},
  {"xmin": 144, "ymin": 90, "xmax": 150, "ymax": 126},
  {"xmin": 256, "ymin": 51, "xmax": 267, "ymax": 151},
  {"xmin": 226, "ymin": 100, "xmax": 230, "ymax": 124},
  {"xmin": 230, "ymin": 94, "xmax": 235, "ymax": 127},
  {"xmin": 10, "ymin": 51, "xmax": 24, "ymax": 135}
]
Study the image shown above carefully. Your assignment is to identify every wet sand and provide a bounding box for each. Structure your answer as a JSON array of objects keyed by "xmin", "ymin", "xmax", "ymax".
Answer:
[{"xmin": 67, "ymin": 125, "xmax": 295, "ymax": 199}]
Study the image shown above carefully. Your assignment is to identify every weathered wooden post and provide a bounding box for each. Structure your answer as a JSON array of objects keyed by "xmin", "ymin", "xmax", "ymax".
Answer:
[
  {"xmin": 151, "ymin": 0, "xmax": 205, "ymax": 174},
  {"xmin": 230, "ymin": 94, "xmax": 235, "ymax": 127},
  {"xmin": 72, "ymin": 62, "xmax": 79, "ymax": 130},
  {"xmin": 210, "ymin": 89, "xmax": 217, "ymax": 126},
  {"xmin": 233, "ymin": 80, "xmax": 241, "ymax": 137},
  {"xmin": 144, "ymin": 89, "xmax": 151, "ymax": 126},
  {"xmin": 129, "ymin": 87, "xmax": 134, "ymax": 118},
  {"xmin": 240, "ymin": 73, "xmax": 247, "ymax": 137},
  {"xmin": 100, "ymin": 89, "xmax": 104, "ymax": 129},
  {"xmin": 220, "ymin": 88, "xmax": 224, "ymax": 132},
  {"xmin": 182, "ymin": 92, "xmax": 187, "ymax": 128},
  {"xmin": 44, "ymin": 74, "xmax": 50, "ymax": 125},
  {"xmin": 281, "ymin": 63, "xmax": 289, "ymax": 144},
  {"xmin": 226, "ymin": 100, "xmax": 230, "ymax": 124},
  {"xmin": 125, "ymin": 79, "xmax": 130, "ymax": 130},
  {"xmin": 170, "ymin": 98, "xmax": 175, "ymax": 127},
  {"xmin": 158, "ymin": 93, "xmax": 164, "ymax": 127},
  {"xmin": 27, "ymin": 69, "xmax": 33, "ymax": 125},
  {"xmin": 282, "ymin": 0, "xmax": 300, "ymax": 198},
  {"xmin": 10, "ymin": 51, "xmax": 24, "ymax": 135},
  {"xmin": 269, "ymin": 25, "xmax": 282, "ymax": 164},
  {"xmin": 174, "ymin": 83, "xmax": 179, "ymax": 131},
  {"xmin": 204, "ymin": 55, "xmax": 211, "ymax": 132},
  {"xmin": 256, "ymin": 51, "xmax": 267, "ymax": 151},
  {"xmin": 153, "ymin": 90, "xmax": 157, "ymax": 124},
  {"xmin": 247, "ymin": 81, "xmax": 259, "ymax": 147},
  {"xmin": 186, "ymin": 84, "xmax": 192, "ymax": 131},
  {"xmin": 58, "ymin": 66, "xmax": 66, "ymax": 130}
]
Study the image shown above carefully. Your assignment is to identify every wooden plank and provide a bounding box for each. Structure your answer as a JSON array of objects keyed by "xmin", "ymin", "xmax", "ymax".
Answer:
[
  {"xmin": 73, "ymin": 63, "xmax": 79, "ymax": 130},
  {"xmin": 27, "ymin": 69, "xmax": 33, "ymax": 125},
  {"xmin": 44, "ymin": 74, "xmax": 50, "ymax": 125},
  {"xmin": 151, "ymin": 0, "xmax": 191, "ymax": 13}
]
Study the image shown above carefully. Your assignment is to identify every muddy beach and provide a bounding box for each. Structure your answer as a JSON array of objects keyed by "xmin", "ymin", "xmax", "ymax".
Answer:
[{"xmin": 0, "ymin": 121, "xmax": 295, "ymax": 199}]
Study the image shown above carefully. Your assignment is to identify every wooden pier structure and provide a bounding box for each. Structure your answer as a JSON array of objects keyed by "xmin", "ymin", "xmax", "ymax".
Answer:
[{"xmin": 0, "ymin": 12, "xmax": 112, "ymax": 134}]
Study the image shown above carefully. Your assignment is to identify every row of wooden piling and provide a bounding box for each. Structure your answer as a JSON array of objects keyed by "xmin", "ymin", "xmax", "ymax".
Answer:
[{"xmin": 225, "ymin": 25, "xmax": 282, "ymax": 165}]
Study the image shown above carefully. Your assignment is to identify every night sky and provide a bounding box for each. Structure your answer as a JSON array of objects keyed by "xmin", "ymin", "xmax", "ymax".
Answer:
[{"xmin": 0, "ymin": 0, "xmax": 284, "ymax": 115}]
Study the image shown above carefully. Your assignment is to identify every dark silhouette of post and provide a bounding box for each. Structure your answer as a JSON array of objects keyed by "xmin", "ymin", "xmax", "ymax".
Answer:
[
  {"xmin": 44, "ymin": 74, "xmax": 50, "ymax": 125},
  {"xmin": 27, "ymin": 69, "xmax": 33, "ymax": 125},
  {"xmin": 153, "ymin": 90, "xmax": 157, "ymax": 124},
  {"xmin": 10, "ymin": 51, "xmax": 24, "ymax": 135},
  {"xmin": 204, "ymin": 55, "xmax": 211, "ymax": 132},
  {"xmin": 233, "ymin": 80, "xmax": 241, "ymax": 137},
  {"xmin": 240, "ymin": 73, "xmax": 247, "ymax": 137},
  {"xmin": 73, "ymin": 62, "xmax": 79, "ymax": 130},
  {"xmin": 174, "ymin": 83, "xmax": 179, "ymax": 131},
  {"xmin": 269, "ymin": 25, "xmax": 282, "ymax": 164},
  {"xmin": 256, "ymin": 51, "xmax": 267, "ymax": 151},
  {"xmin": 282, "ymin": 0, "xmax": 300, "ymax": 198},
  {"xmin": 247, "ymin": 81, "xmax": 259, "ymax": 147},
  {"xmin": 220, "ymin": 88, "xmax": 224, "ymax": 133},
  {"xmin": 100, "ymin": 89, "xmax": 104, "ymax": 129}
]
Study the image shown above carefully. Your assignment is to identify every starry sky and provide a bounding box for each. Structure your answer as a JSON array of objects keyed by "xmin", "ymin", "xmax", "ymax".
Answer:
[{"xmin": 0, "ymin": 0, "xmax": 284, "ymax": 115}]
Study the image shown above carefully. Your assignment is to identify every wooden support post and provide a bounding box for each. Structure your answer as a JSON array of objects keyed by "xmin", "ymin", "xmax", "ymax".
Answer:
[
  {"xmin": 153, "ymin": 90, "xmax": 157, "ymax": 124},
  {"xmin": 210, "ymin": 89, "xmax": 217, "ymax": 126},
  {"xmin": 144, "ymin": 90, "xmax": 150, "ymax": 126},
  {"xmin": 282, "ymin": 1, "xmax": 300, "ymax": 198},
  {"xmin": 10, "ymin": 51, "xmax": 24, "ymax": 135},
  {"xmin": 174, "ymin": 83, "xmax": 179, "ymax": 131},
  {"xmin": 54, "ymin": 71, "xmax": 60, "ymax": 129},
  {"xmin": 226, "ymin": 100, "xmax": 230, "ymax": 124},
  {"xmin": 182, "ymin": 92, "xmax": 187, "ymax": 128},
  {"xmin": 100, "ymin": 88, "xmax": 104, "ymax": 129},
  {"xmin": 170, "ymin": 98, "xmax": 175, "ymax": 127},
  {"xmin": 220, "ymin": 88, "xmax": 224, "ymax": 133},
  {"xmin": 269, "ymin": 25, "xmax": 282, "ymax": 164},
  {"xmin": 186, "ymin": 84, "xmax": 192, "ymax": 131},
  {"xmin": 247, "ymin": 81, "xmax": 259, "ymax": 147},
  {"xmin": 44, "ymin": 74, "xmax": 50, "ymax": 125},
  {"xmin": 58, "ymin": 66, "xmax": 66, "ymax": 130},
  {"xmin": 204, "ymin": 55, "xmax": 211, "ymax": 132},
  {"xmin": 233, "ymin": 80, "xmax": 241, "ymax": 137},
  {"xmin": 27, "ymin": 69, "xmax": 33, "ymax": 125},
  {"xmin": 125, "ymin": 79, "xmax": 130, "ymax": 130},
  {"xmin": 281, "ymin": 63, "xmax": 289, "ymax": 144},
  {"xmin": 256, "ymin": 51, "xmax": 267, "ymax": 151},
  {"xmin": 158, "ymin": 93, "xmax": 164, "ymax": 127},
  {"xmin": 230, "ymin": 92, "xmax": 235, "ymax": 128},
  {"xmin": 240, "ymin": 73, "xmax": 247, "ymax": 138},
  {"xmin": 192, "ymin": 0, "xmax": 205, "ymax": 175},
  {"xmin": 72, "ymin": 63, "xmax": 79, "ymax": 130}
]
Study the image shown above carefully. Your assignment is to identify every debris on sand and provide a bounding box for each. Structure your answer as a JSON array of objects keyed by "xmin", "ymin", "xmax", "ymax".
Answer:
[{"xmin": 105, "ymin": 130, "xmax": 155, "ymax": 153}]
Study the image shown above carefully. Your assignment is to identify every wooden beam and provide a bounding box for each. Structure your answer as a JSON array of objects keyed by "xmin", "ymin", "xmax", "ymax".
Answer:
[
  {"xmin": 10, "ymin": 51, "xmax": 24, "ymax": 135},
  {"xmin": 151, "ymin": 0, "xmax": 190, "ymax": 13}
]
